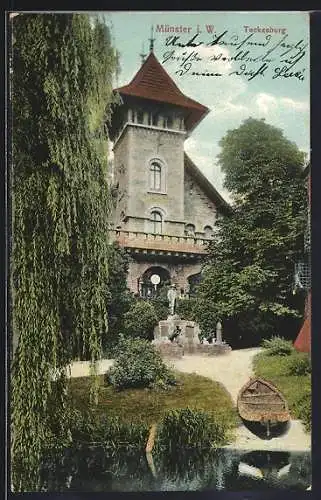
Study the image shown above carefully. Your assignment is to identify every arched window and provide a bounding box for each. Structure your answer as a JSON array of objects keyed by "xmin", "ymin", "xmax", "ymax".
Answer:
[
  {"xmin": 150, "ymin": 161, "xmax": 162, "ymax": 191},
  {"xmin": 204, "ymin": 225, "xmax": 214, "ymax": 238},
  {"xmin": 151, "ymin": 210, "xmax": 163, "ymax": 234},
  {"xmin": 185, "ymin": 224, "xmax": 196, "ymax": 236}
]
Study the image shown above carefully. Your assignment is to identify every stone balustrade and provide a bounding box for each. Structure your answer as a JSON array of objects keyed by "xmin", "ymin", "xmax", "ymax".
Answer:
[{"xmin": 110, "ymin": 229, "xmax": 211, "ymax": 255}]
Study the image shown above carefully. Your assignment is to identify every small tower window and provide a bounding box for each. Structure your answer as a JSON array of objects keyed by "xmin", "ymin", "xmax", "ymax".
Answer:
[
  {"xmin": 150, "ymin": 161, "xmax": 162, "ymax": 191},
  {"xmin": 151, "ymin": 210, "xmax": 163, "ymax": 234},
  {"xmin": 137, "ymin": 109, "xmax": 144, "ymax": 124},
  {"xmin": 164, "ymin": 115, "xmax": 173, "ymax": 129},
  {"xmin": 204, "ymin": 225, "xmax": 214, "ymax": 238},
  {"xmin": 148, "ymin": 112, "xmax": 159, "ymax": 127},
  {"xmin": 185, "ymin": 224, "xmax": 196, "ymax": 236}
]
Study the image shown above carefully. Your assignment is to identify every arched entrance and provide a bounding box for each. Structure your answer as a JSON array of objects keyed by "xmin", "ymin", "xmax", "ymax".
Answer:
[
  {"xmin": 188, "ymin": 272, "xmax": 202, "ymax": 297},
  {"xmin": 139, "ymin": 266, "xmax": 171, "ymax": 298}
]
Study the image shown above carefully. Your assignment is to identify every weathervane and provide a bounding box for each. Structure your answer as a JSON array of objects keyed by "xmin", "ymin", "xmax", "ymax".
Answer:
[{"xmin": 149, "ymin": 25, "xmax": 155, "ymax": 52}]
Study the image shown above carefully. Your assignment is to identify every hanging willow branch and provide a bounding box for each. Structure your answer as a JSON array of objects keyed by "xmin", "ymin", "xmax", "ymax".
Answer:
[{"xmin": 10, "ymin": 13, "xmax": 118, "ymax": 491}]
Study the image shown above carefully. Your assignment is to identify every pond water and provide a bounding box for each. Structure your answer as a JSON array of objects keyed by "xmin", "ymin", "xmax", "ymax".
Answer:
[{"xmin": 40, "ymin": 447, "xmax": 311, "ymax": 491}]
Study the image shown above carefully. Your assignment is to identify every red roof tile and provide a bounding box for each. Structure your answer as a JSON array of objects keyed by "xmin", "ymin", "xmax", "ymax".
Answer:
[{"xmin": 114, "ymin": 52, "xmax": 209, "ymax": 131}]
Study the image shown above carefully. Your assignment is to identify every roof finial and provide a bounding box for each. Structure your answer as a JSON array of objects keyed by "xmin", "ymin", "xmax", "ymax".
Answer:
[
  {"xmin": 140, "ymin": 42, "xmax": 147, "ymax": 64},
  {"xmin": 149, "ymin": 25, "xmax": 155, "ymax": 52}
]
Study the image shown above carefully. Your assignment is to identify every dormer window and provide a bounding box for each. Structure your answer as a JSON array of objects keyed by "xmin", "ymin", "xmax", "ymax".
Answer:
[{"xmin": 149, "ymin": 160, "xmax": 162, "ymax": 191}]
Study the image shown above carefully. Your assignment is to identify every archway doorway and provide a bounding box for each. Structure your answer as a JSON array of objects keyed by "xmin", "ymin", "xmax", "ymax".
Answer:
[
  {"xmin": 188, "ymin": 272, "xmax": 202, "ymax": 297},
  {"xmin": 139, "ymin": 266, "xmax": 171, "ymax": 298}
]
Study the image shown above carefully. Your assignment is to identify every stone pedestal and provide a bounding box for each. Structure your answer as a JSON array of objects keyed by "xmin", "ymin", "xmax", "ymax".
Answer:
[
  {"xmin": 153, "ymin": 315, "xmax": 200, "ymax": 356},
  {"xmin": 197, "ymin": 342, "xmax": 232, "ymax": 356},
  {"xmin": 153, "ymin": 316, "xmax": 231, "ymax": 357},
  {"xmin": 152, "ymin": 339, "xmax": 184, "ymax": 358}
]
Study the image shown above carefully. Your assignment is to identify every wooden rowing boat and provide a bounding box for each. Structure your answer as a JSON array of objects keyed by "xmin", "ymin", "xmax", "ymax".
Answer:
[{"xmin": 237, "ymin": 378, "xmax": 290, "ymax": 437}]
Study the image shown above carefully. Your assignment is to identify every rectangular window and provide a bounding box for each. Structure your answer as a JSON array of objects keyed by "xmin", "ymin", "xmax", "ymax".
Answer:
[
  {"xmin": 164, "ymin": 115, "xmax": 173, "ymax": 128},
  {"xmin": 137, "ymin": 110, "xmax": 144, "ymax": 124}
]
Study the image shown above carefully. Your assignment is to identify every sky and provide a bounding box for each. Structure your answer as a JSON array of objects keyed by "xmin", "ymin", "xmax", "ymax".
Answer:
[{"xmin": 105, "ymin": 11, "xmax": 310, "ymax": 203}]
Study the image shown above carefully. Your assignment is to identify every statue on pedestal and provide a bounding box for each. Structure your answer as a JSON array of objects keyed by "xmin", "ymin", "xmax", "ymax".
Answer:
[
  {"xmin": 169, "ymin": 325, "xmax": 181, "ymax": 343},
  {"xmin": 167, "ymin": 284, "xmax": 177, "ymax": 316}
]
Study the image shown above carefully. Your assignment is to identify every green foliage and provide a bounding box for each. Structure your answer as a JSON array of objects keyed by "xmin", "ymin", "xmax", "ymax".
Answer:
[
  {"xmin": 123, "ymin": 299, "xmax": 158, "ymax": 340},
  {"xmin": 105, "ymin": 338, "xmax": 176, "ymax": 390},
  {"xmin": 261, "ymin": 336, "xmax": 295, "ymax": 356},
  {"xmin": 156, "ymin": 408, "xmax": 228, "ymax": 452},
  {"xmin": 10, "ymin": 13, "xmax": 118, "ymax": 491},
  {"xmin": 284, "ymin": 352, "xmax": 311, "ymax": 376},
  {"xmin": 253, "ymin": 351, "xmax": 311, "ymax": 431},
  {"xmin": 195, "ymin": 118, "xmax": 307, "ymax": 344},
  {"xmin": 218, "ymin": 117, "xmax": 306, "ymax": 198},
  {"xmin": 149, "ymin": 296, "xmax": 169, "ymax": 322},
  {"xmin": 69, "ymin": 409, "xmax": 149, "ymax": 449},
  {"xmin": 176, "ymin": 297, "xmax": 197, "ymax": 321},
  {"xmin": 293, "ymin": 392, "xmax": 311, "ymax": 432},
  {"xmin": 103, "ymin": 243, "xmax": 134, "ymax": 355}
]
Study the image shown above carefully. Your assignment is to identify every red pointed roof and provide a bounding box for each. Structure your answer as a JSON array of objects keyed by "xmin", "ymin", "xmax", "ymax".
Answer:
[{"xmin": 114, "ymin": 52, "xmax": 209, "ymax": 132}]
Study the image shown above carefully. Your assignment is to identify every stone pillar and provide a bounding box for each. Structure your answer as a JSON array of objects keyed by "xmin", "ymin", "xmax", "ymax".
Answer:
[{"xmin": 216, "ymin": 321, "xmax": 222, "ymax": 344}]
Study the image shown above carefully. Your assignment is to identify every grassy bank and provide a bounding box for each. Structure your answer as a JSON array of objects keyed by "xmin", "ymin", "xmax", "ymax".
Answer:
[
  {"xmin": 68, "ymin": 371, "xmax": 238, "ymax": 439},
  {"xmin": 253, "ymin": 351, "xmax": 311, "ymax": 431}
]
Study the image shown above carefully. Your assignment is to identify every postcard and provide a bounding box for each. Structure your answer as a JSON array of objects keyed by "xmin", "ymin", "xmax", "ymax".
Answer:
[{"xmin": 8, "ymin": 10, "xmax": 311, "ymax": 493}]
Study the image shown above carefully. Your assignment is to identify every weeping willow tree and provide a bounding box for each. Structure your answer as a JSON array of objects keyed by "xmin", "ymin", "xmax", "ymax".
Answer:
[{"xmin": 10, "ymin": 13, "xmax": 119, "ymax": 491}]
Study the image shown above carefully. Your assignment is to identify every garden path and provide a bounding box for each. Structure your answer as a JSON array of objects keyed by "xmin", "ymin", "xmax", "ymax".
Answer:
[
  {"xmin": 67, "ymin": 358, "xmax": 114, "ymax": 378},
  {"xmin": 167, "ymin": 347, "xmax": 261, "ymax": 405}
]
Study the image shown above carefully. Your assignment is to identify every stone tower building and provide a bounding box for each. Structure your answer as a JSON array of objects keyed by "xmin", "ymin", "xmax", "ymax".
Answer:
[{"xmin": 109, "ymin": 49, "xmax": 229, "ymax": 297}]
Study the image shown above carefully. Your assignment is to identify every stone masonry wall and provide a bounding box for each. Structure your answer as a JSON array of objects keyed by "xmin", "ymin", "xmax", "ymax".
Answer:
[
  {"xmin": 112, "ymin": 129, "xmax": 131, "ymax": 227},
  {"xmin": 124, "ymin": 125, "xmax": 186, "ymax": 233},
  {"xmin": 184, "ymin": 170, "xmax": 217, "ymax": 234}
]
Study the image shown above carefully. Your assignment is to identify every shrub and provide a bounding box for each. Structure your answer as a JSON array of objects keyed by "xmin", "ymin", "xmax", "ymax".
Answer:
[
  {"xmin": 150, "ymin": 296, "xmax": 169, "ymax": 322},
  {"xmin": 105, "ymin": 338, "xmax": 176, "ymax": 390},
  {"xmin": 123, "ymin": 300, "xmax": 158, "ymax": 340},
  {"xmin": 293, "ymin": 392, "xmax": 311, "ymax": 432},
  {"xmin": 69, "ymin": 409, "xmax": 149, "ymax": 449},
  {"xmin": 176, "ymin": 298, "xmax": 197, "ymax": 321},
  {"xmin": 156, "ymin": 408, "xmax": 227, "ymax": 452},
  {"xmin": 261, "ymin": 336, "xmax": 295, "ymax": 356},
  {"xmin": 284, "ymin": 353, "xmax": 311, "ymax": 376}
]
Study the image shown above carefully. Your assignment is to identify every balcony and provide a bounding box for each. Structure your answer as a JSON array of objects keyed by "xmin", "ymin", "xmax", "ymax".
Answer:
[{"xmin": 110, "ymin": 230, "xmax": 211, "ymax": 257}]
